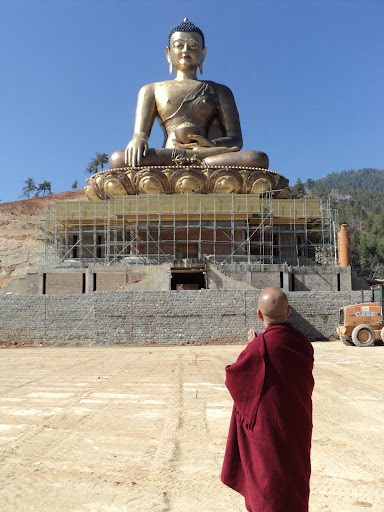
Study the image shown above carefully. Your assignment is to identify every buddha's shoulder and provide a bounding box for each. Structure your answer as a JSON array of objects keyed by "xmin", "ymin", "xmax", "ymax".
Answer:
[
  {"xmin": 137, "ymin": 80, "xmax": 180, "ymax": 95},
  {"xmin": 139, "ymin": 80, "xmax": 175, "ymax": 89},
  {"xmin": 204, "ymin": 80, "xmax": 235, "ymax": 97}
]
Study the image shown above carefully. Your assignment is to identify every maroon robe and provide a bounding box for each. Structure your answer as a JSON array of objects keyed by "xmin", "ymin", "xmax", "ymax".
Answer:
[{"xmin": 221, "ymin": 323, "xmax": 314, "ymax": 512}]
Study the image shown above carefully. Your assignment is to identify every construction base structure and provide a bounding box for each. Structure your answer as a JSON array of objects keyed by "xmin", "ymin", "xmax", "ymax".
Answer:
[
  {"xmin": 44, "ymin": 194, "xmax": 337, "ymax": 267},
  {"xmin": 3, "ymin": 193, "xmax": 360, "ymax": 296}
]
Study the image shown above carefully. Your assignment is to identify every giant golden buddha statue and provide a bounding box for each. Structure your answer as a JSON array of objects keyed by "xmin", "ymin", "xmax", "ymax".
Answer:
[{"xmin": 85, "ymin": 19, "xmax": 289, "ymax": 199}]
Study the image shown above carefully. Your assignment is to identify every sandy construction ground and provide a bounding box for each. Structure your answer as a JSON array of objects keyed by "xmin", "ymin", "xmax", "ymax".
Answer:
[{"xmin": 0, "ymin": 342, "xmax": 383, "ymax": 512}]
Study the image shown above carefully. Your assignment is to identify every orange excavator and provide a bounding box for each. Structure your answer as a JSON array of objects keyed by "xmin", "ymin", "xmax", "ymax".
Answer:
[{"xmin": 337, "ymin": 285, "xmax": 384, "ymax": 346}]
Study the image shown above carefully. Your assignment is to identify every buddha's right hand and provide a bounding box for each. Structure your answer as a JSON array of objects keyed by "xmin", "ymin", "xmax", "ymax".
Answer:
[{"xmin": 125, "ymin": 133, "xmax": 149, "ymax": 167}]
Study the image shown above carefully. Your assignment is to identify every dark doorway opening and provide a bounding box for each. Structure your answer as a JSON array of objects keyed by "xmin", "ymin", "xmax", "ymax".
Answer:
[
  {"xmin": 72, "ymin": 235, "xmax": 78, "ymax": 258},
  {"xmin": 171, "ymin": 272, "xmax": 206, "ymax": 290},
  {"xmin": 42, "ymin": 273, "xmax": 47, "ymax": 295}
]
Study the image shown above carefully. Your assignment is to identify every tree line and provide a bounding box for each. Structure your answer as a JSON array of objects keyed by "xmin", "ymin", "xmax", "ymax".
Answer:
[
  {"xmin": 18, "ymin": 152, "xmax": 109, "ymax": 200},
  {"xmin": 290, "ymin": 168, "xmax": 384, "ymax": 279},
  {"xmin": 21, "ymin": 178, "xmax": 53, "ymax": 198}
]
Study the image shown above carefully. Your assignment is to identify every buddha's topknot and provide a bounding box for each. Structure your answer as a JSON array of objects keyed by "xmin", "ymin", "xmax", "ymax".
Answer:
[{"xmin": 168, "ymin": 18, "xmax": 205, "ymax": 48}]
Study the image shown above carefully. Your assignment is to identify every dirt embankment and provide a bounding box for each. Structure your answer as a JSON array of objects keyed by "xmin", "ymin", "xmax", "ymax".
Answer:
[{"xmin": 0, "ymin": 190, "xmax": 85, "ymax": 289}]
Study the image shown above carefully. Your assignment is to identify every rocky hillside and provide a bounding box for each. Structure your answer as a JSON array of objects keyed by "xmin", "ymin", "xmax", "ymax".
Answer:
[{"xmin": 0, "ymin": 190, "xmax": 85, "ymax": 290}]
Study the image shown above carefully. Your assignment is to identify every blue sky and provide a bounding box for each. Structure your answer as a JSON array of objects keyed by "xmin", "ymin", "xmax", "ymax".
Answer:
[{"xmin": 1, "ymin": 0, "xmax": 383, "ymax": 203}]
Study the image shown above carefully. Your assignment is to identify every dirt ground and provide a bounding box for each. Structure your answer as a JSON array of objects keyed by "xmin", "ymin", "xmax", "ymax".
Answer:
[{"xmin": 0, "ymin": 342, "xmax": 383, "ymax": 512}]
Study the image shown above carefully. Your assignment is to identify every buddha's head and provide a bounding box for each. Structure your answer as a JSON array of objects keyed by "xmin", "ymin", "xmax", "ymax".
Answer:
[
  {"xmin": 168, "ymin": 18, "xmax": 205, "ymax": 48},
  {"xmin": 166, "ymin": 18, "xmax": 207, "ymax": 74}
]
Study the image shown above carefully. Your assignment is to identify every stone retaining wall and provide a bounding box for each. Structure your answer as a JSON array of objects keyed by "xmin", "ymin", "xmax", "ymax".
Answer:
[
  {"xmin": 8, "ymin": 264, "xmax": 357, "ymax": 295},
  {"xmin": 0, "ymin": 290, "xmax": 370, "ymax": 345}
]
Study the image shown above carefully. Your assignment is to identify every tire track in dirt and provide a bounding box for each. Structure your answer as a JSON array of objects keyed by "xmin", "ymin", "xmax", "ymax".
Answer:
[{"xmin": 145, "ymin": 349, "xmax": 243, "ymax": 512}]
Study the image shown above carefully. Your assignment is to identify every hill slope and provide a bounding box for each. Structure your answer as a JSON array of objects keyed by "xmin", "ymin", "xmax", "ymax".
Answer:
[
  {"xmin": 300, "ymin": 168, "xmax": 384, "ymax": 278},
  {"xmin": 307, "ymin": 168, "xmax": 384, "ymax": 193},
  {"xmin": 0, "ymin": 190, "xmax": 85, "ymax": 289}
]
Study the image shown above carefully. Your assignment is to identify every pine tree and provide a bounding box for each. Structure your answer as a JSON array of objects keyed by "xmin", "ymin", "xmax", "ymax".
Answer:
[
  {"xmin": 86, "ymin": 153, "xmax": 109, "ymax": 174},
  {"xmin": 36, "ymin": 181, "xmax": 52, "ymax": 197},
  {"xmin": 95, "ymin": 152, "xmax": 109, "ymax": 171},
  {"xmin": 290, "ymin": 179, "xmax": 306, "ymax": 199},
  {"xmin": 22, "ymin": 177, "xmax": 37, "ymax": 199}
]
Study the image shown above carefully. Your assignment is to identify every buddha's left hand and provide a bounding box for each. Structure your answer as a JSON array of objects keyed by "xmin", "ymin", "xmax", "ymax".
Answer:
[
  {"xmin": 173, "ymin": 135, "xmax": 239, "ymax": 156},
  {"xmin": 172, "ymin": 134, "xmax": 216, "ymax": 149}
]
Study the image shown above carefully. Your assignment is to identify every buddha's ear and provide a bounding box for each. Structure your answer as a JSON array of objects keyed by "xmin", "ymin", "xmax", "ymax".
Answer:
[
  {"xmin": 199, "ymin": 48, "xmax": 207, "ymax": 75},
  {"xmin": 165, "ymin": 47, "xmax": 171, "ymax": 63},
  {"xmin": 166, "ymin": 47, "xmax": 174, "ymax": 75}
]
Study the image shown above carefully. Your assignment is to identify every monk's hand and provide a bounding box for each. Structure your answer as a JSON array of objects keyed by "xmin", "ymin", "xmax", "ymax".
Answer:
[
  {"xmin": 125, "ymin": 133, "xmax": 149, "ymax": 167},
  {"xmin": 248, "ymin": 329, "xmax": 257, "ymax": 343}
]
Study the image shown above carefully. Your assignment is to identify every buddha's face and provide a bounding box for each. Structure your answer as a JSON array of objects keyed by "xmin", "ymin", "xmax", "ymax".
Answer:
[{"xmin": 166, "ymin": 31, "xmax": 206, "ymax": 71}]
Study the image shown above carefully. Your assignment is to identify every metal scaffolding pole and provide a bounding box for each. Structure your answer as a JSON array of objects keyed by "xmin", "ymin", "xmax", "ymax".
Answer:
[
  {"xmin": 186, "ymin": 192, "xmax": 189, "ymax": 260},
  {"xmin": 146, "ymin": 195, "xmax": 150, "ymax": 258},
  {"xmin": 231, "ymin": 194, "xmax": 235, "ymax": 264},
  {"xmin": 198, "ymin": 195, "xmax": 202, "ymax": 259},
  {"xmin": 157, "ymin": 194, "xmax": 161, "ymax": 264},
  {"xmin": 213, "ymin": 194, "xmax": 216, "ymax": 264},
  {"xmin": 135, "ymin": 194, "xmax": 139, "ymax": 260}
]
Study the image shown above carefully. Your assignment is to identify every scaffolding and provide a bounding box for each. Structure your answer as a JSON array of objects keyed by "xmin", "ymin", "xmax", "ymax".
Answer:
[{"xmin": 41, "ymin": 194, "xmax": 338, "ymax": 268}]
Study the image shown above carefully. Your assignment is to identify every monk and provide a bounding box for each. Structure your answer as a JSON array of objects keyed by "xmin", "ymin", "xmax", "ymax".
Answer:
[{"xmin": 221, "ymin": 288, "xmax": 314, "ymax": 512}]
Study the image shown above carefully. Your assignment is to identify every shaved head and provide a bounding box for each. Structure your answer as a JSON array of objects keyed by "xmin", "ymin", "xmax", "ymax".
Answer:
[{"xmin": 257, "ymin": 287, "xmax": 290, "ymax": 325}]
